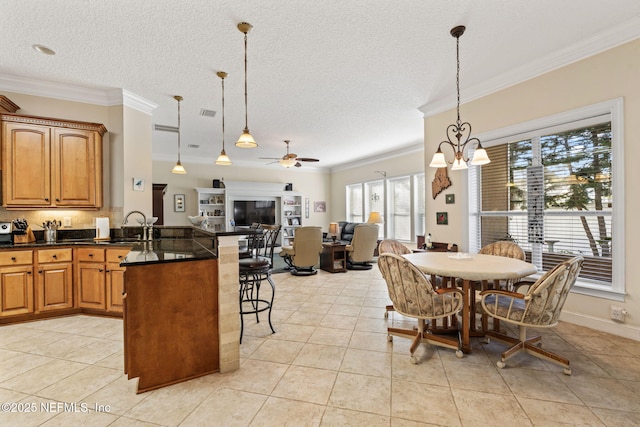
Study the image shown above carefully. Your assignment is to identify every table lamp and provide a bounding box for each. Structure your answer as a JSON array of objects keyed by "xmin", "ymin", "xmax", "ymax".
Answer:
[
  {"xmin": 367, "ymin": 211, "xmax": 383, "ymax": 224},
  {"xmin": 328, "ymin": 222, "xmax": 339, "ymax": 243}
]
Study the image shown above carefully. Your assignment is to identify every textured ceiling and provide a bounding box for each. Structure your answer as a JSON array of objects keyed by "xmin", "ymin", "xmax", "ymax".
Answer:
[{"xmin": 1, "ymin": 0, "xmax": 639, "ymax": 170}]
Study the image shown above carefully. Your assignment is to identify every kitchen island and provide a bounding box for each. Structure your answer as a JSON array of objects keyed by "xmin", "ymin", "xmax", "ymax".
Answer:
[{"xmin": 120, "ymin": 230, "xmax": 245, "ymax": 393}]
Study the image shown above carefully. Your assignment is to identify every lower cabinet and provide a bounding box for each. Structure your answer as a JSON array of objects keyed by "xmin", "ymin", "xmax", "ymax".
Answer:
[
  {"xmin": 0, "ymin": 245, "xmax": 131, "ymax": 321},
  {"xmin": 106, "ymin": 248, "xmax": 130, "ymax": 313},
  {"xmin": 77, "ymin": 247, "xmax": 106, "ymax": 310},
  {"xmin": 0, "ymin": 250, "xmax": 35, "ymax": 317},
  {"xmin": 36, "ymin": 248, "xmax": 73, "ymax": 312}
]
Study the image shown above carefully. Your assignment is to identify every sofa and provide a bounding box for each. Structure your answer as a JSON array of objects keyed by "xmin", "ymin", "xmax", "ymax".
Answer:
[{"xmin": 337, "ymin": 221, "xmax": 359, "ymax": 244}]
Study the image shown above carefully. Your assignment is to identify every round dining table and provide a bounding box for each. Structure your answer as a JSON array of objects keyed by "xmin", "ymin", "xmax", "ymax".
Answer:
[{"xmin": 403, "ymin": 252, "xmax": 537, "ymax": 353}]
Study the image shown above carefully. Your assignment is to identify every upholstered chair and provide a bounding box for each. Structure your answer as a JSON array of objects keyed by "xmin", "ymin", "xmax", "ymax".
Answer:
[
  {"xmin": 377, "ymin": 239, "xmax": 412, "ymax": 318},
  {"xmin": 378, "ymin": 253, "xmax": 464, "ymax": 363},
  {"xmin": 279, "ymin": 226, "xmax": 323, "ymax": 275},
  {"xmin": 345, "ymin": 223, "xmax": 379, "ymax": 270},
  {"xmin": 479, "ymin": 256, "xmax": 583, "ymax": 374}
]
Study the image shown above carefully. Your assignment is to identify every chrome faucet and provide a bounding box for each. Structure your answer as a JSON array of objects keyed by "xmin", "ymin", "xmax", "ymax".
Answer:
[{"xmin": 122, "ymin": 210, "xmax": 150, "ymax": 241}]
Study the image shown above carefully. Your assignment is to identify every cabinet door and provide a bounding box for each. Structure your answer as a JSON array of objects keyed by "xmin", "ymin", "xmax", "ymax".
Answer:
[
  {"xmin": 0, "ymin": 265, "xmax": 34, "ymax": 317},
  {"xmin": 77, "ymin": 263, "xmax": 106, "ymax": 310},
  {"xmin": 37, "ymin": 263, "xmax": 73, "ymax": 312},
  {"xmin": 52, "ymin": 128, "xmax": 101, "ymax": 207},
  {"xmin": 106, "ymin": 264, "xmax": 125, "ymax": 312},
  {"xmin": 1, "ymin": 122, "xmax": 52, "ymax": 206}
]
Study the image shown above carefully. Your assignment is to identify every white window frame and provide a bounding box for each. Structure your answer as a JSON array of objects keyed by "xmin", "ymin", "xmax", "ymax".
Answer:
[
  {"xmin": 345, "ymin": 173, "xmax": 425, "ymax": 243},
  {"xmin": 469, "ymin": 98, "xmax": 625, "ymax": 300}
]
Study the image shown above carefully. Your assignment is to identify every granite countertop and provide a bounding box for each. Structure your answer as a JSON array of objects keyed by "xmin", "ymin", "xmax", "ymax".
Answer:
[{"xmin": 0, "ymin": 226, "xmax": 254, "ymax": 266}]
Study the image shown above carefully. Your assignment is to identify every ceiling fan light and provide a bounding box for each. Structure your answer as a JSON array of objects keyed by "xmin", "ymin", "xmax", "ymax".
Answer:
[
  {"xmin": 471, "ymin": 147, "xmax": 490, "ymax": 165},
  {"xmin": 236, "ymin": 129, "xmax": 257, "ymax": 148},
  {"xmin": 429, "ymin": 151, "xmax": 447, "ymax": 168},
  {"xmin": 171, "ymin": 160, "xmax": 187, "ymax": 174},
  {"xmin": 215, "ymin": 149, "xmax": 232, "ymax": 166},
  {"xmin": 279, "ymin": 157, "xmax": 297, "ymax": 168}
]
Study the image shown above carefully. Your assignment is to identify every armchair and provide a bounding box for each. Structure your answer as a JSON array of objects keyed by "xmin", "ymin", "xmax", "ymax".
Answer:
[
  {"xmin": 479, "ymin": 256, "xmax": 583, "ymax": 374},
  {"xmin": 279, "ymin": 226, "xmax": 323, "ymax": 275},
  {"xmin": 345, "ymin": 223, "xmax": 379, "ymax": 270},
  {"xmin": 378, "ymin": 253, "xmax": 464, "ymax": 363}
]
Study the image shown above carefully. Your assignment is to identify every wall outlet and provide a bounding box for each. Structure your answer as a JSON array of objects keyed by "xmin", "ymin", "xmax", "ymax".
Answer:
[
  {"xmin": 610, "ymin": 305, "xmax": 626, "ymax": 322},
  {"xmin": 63, "ymin": 217, "xmax": 72, "ymax": 227}
]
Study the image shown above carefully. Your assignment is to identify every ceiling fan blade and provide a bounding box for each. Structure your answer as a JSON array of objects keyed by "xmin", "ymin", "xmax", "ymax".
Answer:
[
  {"xmin": 295, "ymin": 162, "xmax": 302, "ymax": 167},
  {"xmin": 296, "ymin": 157, "xmax": 319, "ymax": 162}
]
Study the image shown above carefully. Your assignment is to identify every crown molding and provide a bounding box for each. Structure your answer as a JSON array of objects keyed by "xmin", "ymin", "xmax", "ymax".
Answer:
[
  {"xmin": 419, "ymin": 16, "xmax": 640, "ymax": 117},
  {"xmin": 0, "ymin": 74, "xmax": 156, "ymax": 114},
  {"xmin": 122, "ymin": 89, "xmax": 158, "ymax": 115}
]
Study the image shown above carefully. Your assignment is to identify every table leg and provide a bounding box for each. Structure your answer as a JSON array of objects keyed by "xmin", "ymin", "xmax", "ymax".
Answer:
[{"xmin": 461, "ymin": 279, "xmax": 471, "ymax": 353}]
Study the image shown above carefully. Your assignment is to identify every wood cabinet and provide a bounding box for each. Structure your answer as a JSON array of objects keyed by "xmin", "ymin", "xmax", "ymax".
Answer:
[
  {"xmin": 0, "ymin": 250, "xmax": 34, "ymax": 317},
  {"xmin": 320, "ymin": 243, "xmax": 347, "ymax": 273},
  {"xmin": 106, "ymin": 248, "xmax": 130, "ymax": 313},
  {"xmin": 76, "ymin": 247, "xmax": 106, "ymax": 310},
  {"xmin": 1, "ymin": 113, "xmax": 106, "ymax": 208},
  {"xmin": 36, "ymin": 248, "xmax": 73, "ymax": 312}
]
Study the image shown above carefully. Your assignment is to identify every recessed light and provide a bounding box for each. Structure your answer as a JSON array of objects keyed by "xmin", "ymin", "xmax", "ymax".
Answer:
[{"xmin": 32, "ymin": 44, "xmax": 55, "ymax": 55}]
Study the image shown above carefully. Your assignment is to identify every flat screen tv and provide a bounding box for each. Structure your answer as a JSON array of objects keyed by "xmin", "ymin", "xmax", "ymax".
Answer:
[{"xmin": 233, "ymin": 200, "xmax": 276, "ymax": 226}]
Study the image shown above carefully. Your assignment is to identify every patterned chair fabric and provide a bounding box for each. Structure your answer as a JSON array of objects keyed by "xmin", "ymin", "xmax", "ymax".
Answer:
[
  {"xmin": 478, "ymin": 256, "xmax": 584, "ymax": 374},
  {"xmin": 378, "ymin": 239, "xmax": 411, "ymax": 255},
  {"xmin": 479, "ymin": 241, "xmax": 525, "ymax": 260},
  {"xmin": 378, "ymin": 253, "xmax": 464, "ymax": 362},
  {"xmin": 378, "ymin": 254, "xmax": 463, "ymax": 321}
]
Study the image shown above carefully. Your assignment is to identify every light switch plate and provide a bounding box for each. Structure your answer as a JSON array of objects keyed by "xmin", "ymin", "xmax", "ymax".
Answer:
[{"xmin": 63, "ymin": 217, "xmax": 72, "ymax": 227}]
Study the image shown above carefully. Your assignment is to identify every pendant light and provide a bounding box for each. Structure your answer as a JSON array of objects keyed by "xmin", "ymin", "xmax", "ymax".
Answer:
[
  {"xmin": 429, "ymin": 26, "xmax": 490, "ymax": 170},
  {"xmin": 215, "ymin": 71, "xmax": 232, "ymax": 165},
  {"xmin": 171, "ymin": 95, "xmax": 187, "ymax": 174},
  {"xmin": 235, "ymin": 22, "xmax": 258, "ymax": 148}
]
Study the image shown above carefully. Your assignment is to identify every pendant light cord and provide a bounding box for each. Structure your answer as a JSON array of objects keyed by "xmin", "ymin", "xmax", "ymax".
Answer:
[
  {"xmin": 456, "ymin": 34, "xmax": 461, "ymax": 127},
  {"xmin": 177, "ymin": 97, "xmax": 182, "ymax": 162},
  {"xmin": 243, "ymin": 31, "xmax": 249, "ymax": 130},
  {"xmin": 221, "ymin": 76, "xmax": 226, "ymax": 150}
]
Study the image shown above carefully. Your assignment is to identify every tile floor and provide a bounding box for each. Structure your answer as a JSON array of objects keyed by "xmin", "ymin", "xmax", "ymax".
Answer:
[{"xmin": 1, "ymin": 266, "xmax": 639, "ymax": 426}]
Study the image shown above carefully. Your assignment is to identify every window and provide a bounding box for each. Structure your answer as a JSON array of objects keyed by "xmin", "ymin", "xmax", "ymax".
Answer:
[
  {"xmin": 346, "ymin": 173, "xmax": 425, "ymax": 242},
  {"xmin": 346, "ymin": 183, "xmax": 363, "ymax": 223},
  {"xmin": 469, "ymin": 99, "xmax": 624, "ymax": 298}
]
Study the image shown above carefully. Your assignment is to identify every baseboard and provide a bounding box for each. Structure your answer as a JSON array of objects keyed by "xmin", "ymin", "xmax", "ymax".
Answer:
[{"xmin": 560, "ymin": 310, "xmax": 640, "ymax": 341}]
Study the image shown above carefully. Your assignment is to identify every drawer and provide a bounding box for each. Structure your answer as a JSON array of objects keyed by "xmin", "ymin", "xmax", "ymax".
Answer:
[
  {"xmin": 107, "ymin": 248, "xmax": 132, "ymax": 263},
  {"xmin": 0, "ymin": 250, "xmax": 33, "ymax": 265},
  {"xmin": 38, "ymin": 248, "xmax": 73, "ymax": 263},
  {"xmin": 77, "ymin": 247, "xmax": 105, "ymax": 262}
]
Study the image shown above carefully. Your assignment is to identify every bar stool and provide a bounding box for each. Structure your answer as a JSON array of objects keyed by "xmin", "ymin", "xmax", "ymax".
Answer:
[{"xmin": 238, "ymin": 226, "xmax": 279, "ymax": 343}]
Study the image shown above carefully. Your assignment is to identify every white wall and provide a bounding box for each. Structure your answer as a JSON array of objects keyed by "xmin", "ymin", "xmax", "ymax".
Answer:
[{"xmin": 424, "ymin": 39, "xmax": 640, "ymax": 338}]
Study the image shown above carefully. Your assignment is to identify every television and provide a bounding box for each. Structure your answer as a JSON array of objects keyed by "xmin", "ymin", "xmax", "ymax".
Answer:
[{"xmin": 233, "ymin": 200, "xmax": 276, "ymax": 226}]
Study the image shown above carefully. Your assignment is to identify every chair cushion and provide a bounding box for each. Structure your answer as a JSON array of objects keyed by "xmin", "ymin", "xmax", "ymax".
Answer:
[
  {"xmin": 239, "ymin": 257, "xmax": 270, "ymax": 270},
  {"xmin": 479, "ymin": 295, "xmax": 527, "ymax": 322}
]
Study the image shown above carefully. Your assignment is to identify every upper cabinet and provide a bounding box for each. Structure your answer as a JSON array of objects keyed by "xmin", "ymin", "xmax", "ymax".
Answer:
[{"xmin": 1, "ymin": 114, "xmax": 106, "ymax": 209}]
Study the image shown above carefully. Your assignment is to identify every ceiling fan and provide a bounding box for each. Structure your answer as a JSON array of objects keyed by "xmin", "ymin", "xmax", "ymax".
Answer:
[{"xmin": 260, "ymin": 140, "xmax": 319, "ymax": 168}]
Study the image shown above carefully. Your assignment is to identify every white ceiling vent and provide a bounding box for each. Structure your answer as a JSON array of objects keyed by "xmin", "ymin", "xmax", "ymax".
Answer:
[
  {"xmin": 153, "ymin": 124, "xmax": 178, "ymax": 133},
  {"xmin": 200, "ymin": 109, "xmax": 216, "ymax": 118},
  {"xmin": 187, "ymin": 144, "xmax": 200, "ymax": 149}
]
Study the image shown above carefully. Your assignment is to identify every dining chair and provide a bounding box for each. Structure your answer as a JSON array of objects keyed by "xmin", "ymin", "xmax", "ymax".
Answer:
[
  {"xmin": 477, "ymin": 240, "xmax": 527, "ymax": 331},
  {"xmin": 479, "ymin": 256, "xmax": 583, "ymax": 374},
  {"xmin": 377, "ymin": 253, "xmax": 464, "ymax": 364},
  {"xmin": 377, "ymin": 239, "xmax": 411, "ymax": 319}
]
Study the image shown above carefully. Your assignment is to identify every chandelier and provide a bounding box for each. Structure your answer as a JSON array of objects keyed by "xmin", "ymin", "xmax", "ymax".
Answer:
[{"xmin": 429, "ymin": 25, "xmax": 490, "ymax": 171}]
